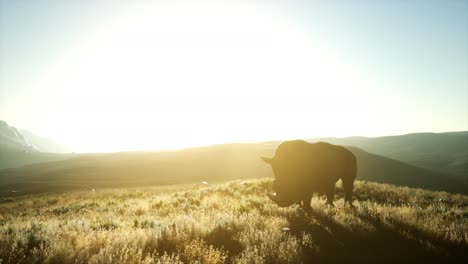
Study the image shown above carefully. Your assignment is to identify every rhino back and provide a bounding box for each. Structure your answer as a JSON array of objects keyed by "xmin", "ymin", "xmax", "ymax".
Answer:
[{"xmin": 273, "ymin": 141, "xmax": 354, "ymax": 184}]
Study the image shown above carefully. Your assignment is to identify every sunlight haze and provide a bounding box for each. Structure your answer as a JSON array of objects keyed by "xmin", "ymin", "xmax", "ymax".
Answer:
[{"xmin": 1, "ymin": 0, "xmax": 467, "ymax": 152}]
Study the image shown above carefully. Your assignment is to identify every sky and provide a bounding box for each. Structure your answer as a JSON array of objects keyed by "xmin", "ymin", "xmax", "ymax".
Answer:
[{"xmin": 1, "ymin": 0, "xmax": 467, "ymax": 153}]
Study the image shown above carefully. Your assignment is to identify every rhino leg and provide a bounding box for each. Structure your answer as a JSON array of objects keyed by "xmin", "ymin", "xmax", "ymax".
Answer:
[
  {"xmin": 344, "ymin": 192, "xmax": 352, "ymax": 206},
  {"xmin": 343, "ymin": 153, "xmax": 357, "ymax": 206},
  {"xmin": 301, "ymin": 195, "xmax": 312, "ymax": 211},
  {"xmin": 343, "ymin": 181, "xmax": 354, "ymax": 206},
  {"xmin": 325, "ymin": 187, "xmax": 335, "ymax": 207}
]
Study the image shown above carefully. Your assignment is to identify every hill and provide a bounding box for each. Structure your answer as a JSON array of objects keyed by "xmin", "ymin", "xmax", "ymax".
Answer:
[
  {"xmin": 349, "ymin": 147, "xmax": 466, "ymax": 194},
  {"xmin": 1, "ymin": 143, "xmax": 465, "ymax": 196},
  {"xmin": 0, "ymin": 178, "xmax": 466, "ymax": 263},
  {"xmin": 311, "ymin": 132, "xmax": 468, "ymax": 181},
  {"xmin": 0, "ymin": 148, "xmax": 77, "ymax": 171},
  {"xmin": 0, "ymin": 143, "xmax": 273, "ymax": 195}
]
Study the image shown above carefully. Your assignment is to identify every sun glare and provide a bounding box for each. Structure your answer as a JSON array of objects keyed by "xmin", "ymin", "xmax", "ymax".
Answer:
[{"xmin": 36, "ymin": 2, "xmax": 375, "ymax": 152}]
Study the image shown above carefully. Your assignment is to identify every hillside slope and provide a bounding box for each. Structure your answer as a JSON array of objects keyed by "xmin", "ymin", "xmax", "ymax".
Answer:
[
  {"xmin": 0, "ymin": 144, "xmax": 273, "ymax": 195},
  {"xmin": 1, "ymin": 143, "xmax": 465, "ymax": 196},
  {"xmin": 312, "ymin": 132, "xmax": 468, "ymax": 180},
  {"xmin": 349, "ymin": 147, "xmax": 466, "ymax": 194},
  {"xmin": 1, "ymin": 178, "xmax": 466, "ymax": 263},
  {"xmin": 0, "ymin": 148, "xmax": 77, "ymax": 171}
]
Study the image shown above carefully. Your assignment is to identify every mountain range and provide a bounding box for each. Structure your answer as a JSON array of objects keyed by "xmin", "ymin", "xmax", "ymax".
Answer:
[
  {"xmin": 0, "ymin": 120, "xmax": 39, "ymax": 151},
  {"xmin": 310, "ymin": 132, "xmax": 468, "ymax": 182},
  {"xmin": 0, "ymin": 119, "xmax": 467, "ymax": 196},
  {"xmin": 0, "ymin": 142, "xmax": 466, "ymax": 196},
  {"xmin": 0, "ymin": 120, "xmax": 74, "ymax": 170}
]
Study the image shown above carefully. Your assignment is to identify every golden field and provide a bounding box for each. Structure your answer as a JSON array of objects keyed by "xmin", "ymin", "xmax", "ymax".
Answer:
[{"xmin": 1, "ymin": 178, "xmax": 467, "ymax": 264}]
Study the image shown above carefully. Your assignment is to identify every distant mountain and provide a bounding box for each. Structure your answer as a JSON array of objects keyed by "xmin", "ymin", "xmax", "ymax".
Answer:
[
  {"xmin": 0, "ymin": 120, "xmax": 39, "ymax": 151},
  {"xmin": 310, "ymin": 132, "xmax": 468, "ymax": 182},
  {"xmin": 348, "ymin": 147, "xmax": 465, "ymax": 193},
  {"xmin": 1, "ymin": 142, "xmax": 465, "ymax": 196},
  {"xmin": 0, "ymin": 120, "xmax": 75, "ymax": 170},
  {"xmin": 20, "ymin": 129, "xmax": 71, "ymax": 153}
]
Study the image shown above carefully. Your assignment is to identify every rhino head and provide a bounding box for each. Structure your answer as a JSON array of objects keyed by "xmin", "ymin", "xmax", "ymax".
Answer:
[{"xmin": 262, "ymin": 156, "xmax": 297, "ymax": 207}]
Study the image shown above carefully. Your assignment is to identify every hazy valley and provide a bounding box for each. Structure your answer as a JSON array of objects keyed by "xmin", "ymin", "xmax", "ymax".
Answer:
[
  {"xmin": 1, "ymin": 121, "xmax": 467, "ymax": 263},
  {"xmin": 1, "ymin": 120, "xmax": 467, "ymax": 196}
]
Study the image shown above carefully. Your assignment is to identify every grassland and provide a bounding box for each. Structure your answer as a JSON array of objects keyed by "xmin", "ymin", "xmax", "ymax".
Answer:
[{"xmin": 0, "ymin": 178, "xmax": 467, "ymax": 264}]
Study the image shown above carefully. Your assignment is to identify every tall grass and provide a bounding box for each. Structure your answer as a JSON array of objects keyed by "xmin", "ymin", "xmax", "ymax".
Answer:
[{"xmin": 0, "ymin": 178, "xmax": 467, "ymax": 263}]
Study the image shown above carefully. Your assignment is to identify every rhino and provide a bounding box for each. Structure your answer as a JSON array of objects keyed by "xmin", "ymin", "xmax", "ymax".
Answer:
[{"xmin": 262, "ymin": 140, "xmax": 357, "ymax": 210}]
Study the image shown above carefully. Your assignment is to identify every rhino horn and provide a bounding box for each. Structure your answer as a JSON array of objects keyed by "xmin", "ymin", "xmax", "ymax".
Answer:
[
  {"xmin": 261, "ymin": 156, "xmax": 274, "ymax": 165},
  {"xmin": 267, "ymin": 192, "xmax": 295, "ymax": 207},
  {"xmin": 267, "ymin": 192, "xmax": 278, "ymax": 202}
]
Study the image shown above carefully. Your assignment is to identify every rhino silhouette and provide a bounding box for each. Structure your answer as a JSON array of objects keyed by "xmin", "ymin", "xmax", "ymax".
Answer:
[{"xmin": 262, "ymin": 140, "xmax": 357, "ymax": 210}]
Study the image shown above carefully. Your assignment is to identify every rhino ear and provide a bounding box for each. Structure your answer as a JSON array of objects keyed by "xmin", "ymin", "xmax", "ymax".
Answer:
[{"xmin": 261, "ymin": 157, "xmax": 274, "ymax": 165}]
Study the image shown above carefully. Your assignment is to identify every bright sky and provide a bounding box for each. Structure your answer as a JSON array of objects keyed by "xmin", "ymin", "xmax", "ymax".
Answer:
[{"xmin": 1, "ymin": 0, "xmax": 467, "ymax": 153}]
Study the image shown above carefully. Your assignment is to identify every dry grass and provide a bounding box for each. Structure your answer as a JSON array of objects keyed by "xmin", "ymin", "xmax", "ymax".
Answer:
[{"xmin": 0, "ymin": 178, "xmax": 467, "ymax": 263}]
